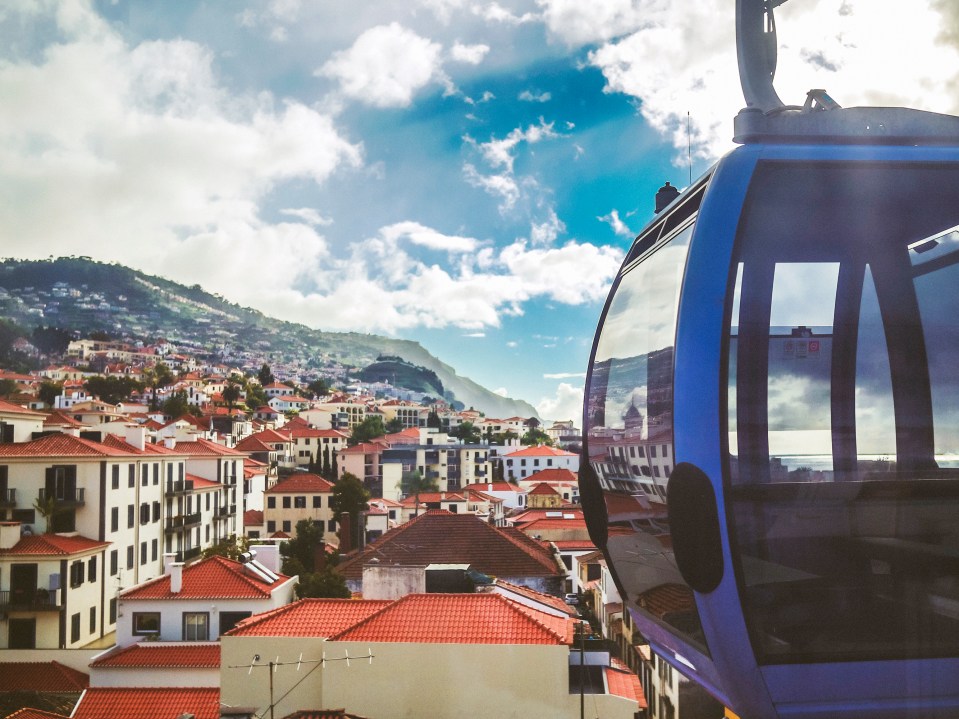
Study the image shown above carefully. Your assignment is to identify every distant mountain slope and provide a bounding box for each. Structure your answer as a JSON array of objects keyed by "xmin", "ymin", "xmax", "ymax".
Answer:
[{"xmin": 0, "ymin": 257, "xmax": 538, "ymax": 418}]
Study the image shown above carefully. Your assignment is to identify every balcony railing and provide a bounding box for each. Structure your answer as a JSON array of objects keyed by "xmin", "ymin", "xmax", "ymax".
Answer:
[
  {"xmin": 0, "ymin": 589, "xmax": 61, "ymax": 611},
  {"xmin": 37, "ymin": 487, "xmax": 84, "ymax": 507},
  {"xmin": 165, "ymin": 512, "xmax": 202, "ymax": 533},
  {"xmin": 175, "ymin": 546, "xmax": 202, "ymax": 562},
  {"xmin": 0, "ymin": 488, "xmax": 15, "ymax": 507},
  {"xmin": 165, "ymin": 479, "xmax": 194, "ymax": 496},
  {"xmin": 215, "ymin": 504, "xmax": 236, "ymax": 518}
]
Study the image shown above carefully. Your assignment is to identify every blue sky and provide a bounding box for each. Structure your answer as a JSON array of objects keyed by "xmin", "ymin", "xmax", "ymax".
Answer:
[{"xmin": 1, "ymin": 0, "xmax": 957, "ymax": 420}]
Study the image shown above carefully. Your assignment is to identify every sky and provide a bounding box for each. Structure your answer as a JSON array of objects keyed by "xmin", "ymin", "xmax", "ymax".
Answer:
[{"xmin": 1, "ymin": 0, "xmax": 958, "ymax": 422}]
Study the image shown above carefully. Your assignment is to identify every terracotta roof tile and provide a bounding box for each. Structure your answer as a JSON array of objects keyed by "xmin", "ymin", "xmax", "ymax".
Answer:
[
  {"xmin": 0, "ymin": 661, "xmax": 89, "ymax": 692},
  {"xmin": 90, "ymin": 643, "xmax": 220, "ymax": 669},
  {"xmin": 505, "ymin": 445, "xmax": 576, "ymax": 458},
  {"xmin": 4, "ymin": 709, "xmax": 71, "ymax": 719},
  {"xmin": 0, "ymin": 433, "xmax": 135, "ymax": 458},
  {"xmin": 185, "ymin": 473, "xmax": 220, "ymax": 490},
  {"xmin": 493, "ymin": 579, "xmax": 579, "ymax": 617},
  {"xmin": 225, "ymin": 598, "xmax": 392, "ymax": 637},
  {"xmin": 71, "ymin": 687, "xmax": 219, "ymax": 719},
  {"xmin": 330, "ymin": 593, "xmax": 573, "ymax": 645},
  {"xmin": 529, "ymin": 482, "xmax": 562, "ymax": 496},
  {"xmin": 605, "ymin": 662, "xmax": 647, "ymax": 707},
  {"xmin": 244, "ymin": 509, "xmax": 264, "ymax": 526},
  {"xmin": 522, "ymin": 468, "xmax": 578, "ymax": 483},
  {"xmin": 234, "ymin": 436, "xmax": 275, "ymax": 452},
  {"xmin": 398, "ymin": 492, "xmax": 464, "ymax": 506},
  {"xmin": 337, "ymin": 512, "xmax": 562, "ymax": 581},
  {"xmin": 266, "ymin": 473, "xmax": 333, "ymax": 494},
  {"xmin": 169, "ymin": 437, "xmax": 246, "ymax": 457},
  {"xmin": 42, "ymin": 410, "xmax": 87, "ymax": 427},
  {"xmin": 120, "ymin": 556, "xmax": 289, "ymax": 600},
  {"xmin": 0, "ymin": 534, "xmax": 109, "ymax": 557}
]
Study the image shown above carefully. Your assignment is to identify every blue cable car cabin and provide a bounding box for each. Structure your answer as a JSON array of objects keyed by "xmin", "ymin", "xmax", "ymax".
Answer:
[{"xmin": 581, "ymin": 139, "xmax": 959, "ymax": 717}]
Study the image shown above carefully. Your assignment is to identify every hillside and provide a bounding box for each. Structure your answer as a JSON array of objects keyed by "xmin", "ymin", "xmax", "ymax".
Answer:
[{"xmin": 0, "ymin": 257, "xmax": 538, "ymax": 418}]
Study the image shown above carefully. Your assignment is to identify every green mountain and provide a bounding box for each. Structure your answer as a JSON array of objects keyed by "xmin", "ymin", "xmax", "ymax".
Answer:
[{"xmin": 0, "ymin": 257, "xmax": 538, "ymax": 418}]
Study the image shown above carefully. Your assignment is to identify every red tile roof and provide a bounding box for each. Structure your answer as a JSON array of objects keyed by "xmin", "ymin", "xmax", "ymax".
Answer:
[
  {"xmin": 337, "ymin": 511, "xmax": 562, "ymax": 582},
  {"xmin": 266, "ymin": 473, "xmax": 334, "ymax": 494},
  {"xmin": 120, "ymin": 556, "xmax": 289, "ymax": 600},
  {"xmin": 288, "ymin": 427, "xmax": 348, "ymax": 439},
  {"xmin": 492, "ymin": 580, "xmax": 578, "ymax": 616},
  {"xmin": 505, "ymin": 445, "xmax": 576, "ymax": 458},
  {"xmin": 529, "ymin": 482, "xmax": 562, "ymax": 496},
  {"xmin": 0, "ymin": 534, "xmax": 109, "ymax": 557},
  {"xmin": 338, "ymin": 442, "xmax": 386, "ymax": 455},
  {"xmin": 0, "ymin": 399, "xmax": 45, "ymax": 416},
  {"xmin": 522, "ymin": 467, "xmax": 579, "ymax": 483},
  {"xmin": 0, "ymin": 433, "xmax": 136, "ymax": 458},
  {"xmin": 234, "ymin": 436, "xmax": 275, "ymax": 452},
  {"xmin": 43, "ymin": 410, "xmax": 87, "ymax": 427},
  {"xmin": 185, "ymin": 473, "xmax": 220, "ymax": 490},
  {"xmin": 90, "ymin": 643, "xmax": 220, "ymax": 669},
  {"xmin": 462, "ymin": 482, "xmax": 521, "ymax": 492},
  {"xmin": 398, "ymin": 492, "xmax": 464, "ymax": 506},
  {"xmin": 169, "ymin": 437, "xmax": 246, "ymax": 456},
  {"xmin": 244, "ymin": 509, "xmax": 264, "ymax": 526},
  {"xmin": 71, "ymin": 687, "xmax": 220, "ymax": 719},
  {"xmin": 225, "ymin": 598, "xmax": 392, "ymax": 637},
  {"xmin": 0, "ymin": 661, "xmax": 89, "ymax": 692},
  {"xmin": 605, "ymin": 662, "xmax": 647, "ymax": 706},
  {"xmin": 330, "ymin": 593, "xmax": 573, "ymax": 645},
  {"xmin": 4, "ymin": 709, "xmax": 70, "ymax": 719}
]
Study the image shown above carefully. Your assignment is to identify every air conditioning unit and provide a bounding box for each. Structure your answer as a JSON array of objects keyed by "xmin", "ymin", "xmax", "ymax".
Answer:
[{"xmin": 20, "ymin": 524, "xmax": 33, "ymax": 536}]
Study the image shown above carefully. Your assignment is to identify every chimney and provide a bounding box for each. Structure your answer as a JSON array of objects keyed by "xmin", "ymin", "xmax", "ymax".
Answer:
[
  {"xmin": 164, "ymin": 437, "xmax": 177, "ymax": 449},
  {"xmin": 169, "ymin": 562, "xmax": 184, "ymax": 594},
  {"xmin": 162, "ymin": 552, "xmax": 177, "ymax": 573},
  {"xmin": 338, "ymin": 512, "xmax": 352, "ymax": 554},
  {"xmin": 124, "ymin": 424, "xmax": 146, "ymax": 451}
]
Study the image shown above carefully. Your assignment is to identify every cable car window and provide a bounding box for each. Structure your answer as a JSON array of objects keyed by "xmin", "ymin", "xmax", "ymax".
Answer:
[
  {"xmin": 586, "ymin": 220, "xmax": 709, "ymax": 653},
  {"xmin": 727, "ymin": 161, "xmax": 959, "ymax": 665}
]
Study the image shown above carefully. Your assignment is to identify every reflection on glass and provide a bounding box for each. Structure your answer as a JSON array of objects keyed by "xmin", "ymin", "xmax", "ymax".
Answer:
[
  {"xmin": 586, "ymin": 223, "xmax": 708, "ymax": 651},
  {"xmin": 727, "ymin": 163, "xmax": 959, "ymax": 664}
]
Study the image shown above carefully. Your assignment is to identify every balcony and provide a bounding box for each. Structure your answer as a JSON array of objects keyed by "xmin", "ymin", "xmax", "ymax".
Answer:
[
  {"xmin": 174, "ymin": 546, "xmax": 202, "ymax": 562},
  {"xmin": 37, "ymin": 487, "xmax": 84, "ymax": 507},
  {"xmin": 0, "ymin": 488, "xmax": 15, "ymax": 507},
  {"xmin": 165, "ymin": 512, "xmax": 202, "ymax": 533},
  {"xmin": 215, "ymin": 504, "xmax": 236, "ymax": 518},
  {"xmin": 165, "ymin": 479, "xmax": 194, "ymax": 496},
  {"xmin": 0, "ymin": 589, "xmax": 61, "ymax": 611}
]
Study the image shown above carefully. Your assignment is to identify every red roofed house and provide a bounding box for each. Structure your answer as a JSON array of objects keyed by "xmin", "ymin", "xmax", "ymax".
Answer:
[
  {"xmin": 263, "ymin": 473, "xmax": 335, "ymax": 542},
  {"xmin": 88, "ymin": 641, "xmax": 220, "ymax": 688},
  {"xmin": 282, "ymin": 426, "xmax": 347, "ymax": 470},
  {"xmin": 0, "ymin": 660, "xmax": 88, "ymax": 714},
  {"xmin": 502, "ymin": 444, "xmax": 579, "ymax": 481},
  {"xmin": 220, "ymin": 593, "xmax": 643, "ymax": 719},
  {"xmin": 518, "ymin": 467, "xmax": 580, "ymax": 504},
  {"xmin": 116, "ymin": 555, "xmax": 296, "ymax": 645},
  {"xmin": 70, "ymin": 686, "xmax": 220, "ymax": 719},
  {"xmin": 526, "ymin": 482, "xmax": 564, "ymax": 509}
]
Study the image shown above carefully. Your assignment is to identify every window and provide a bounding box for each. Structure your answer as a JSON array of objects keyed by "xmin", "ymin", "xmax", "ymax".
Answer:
[
  {"xmin": 312, "ymin": 496, "xmax": 322, "ymax": 508},
  {"xmin": 282, "ymin": 496, "xmax": 291, "ymax": 508},
  {"xmin": 183, "ymin": 612, "xmax": 209, "ymax": 641},
  {"xmin": 140, "ymin": 541, "xmax": 147, "ymax": 565},
  {"xmin": 282, "ymin": 520, "xmax": 291, "ymax": 533},
  {"xmin": 650, "ymin": 445, "xmax": 657, "ymax": 458},
  {"xmin": 141, "ymin": 464, "xmax": 148, "ymax": 486},
  {"xmin": 153, "ymin": 501, "xmax": 161, "ymax": 522},
  {"xmin": 327, "ymin": 519, "xmax": 336, "ymax": 532},
  {"xmin": 205, "ymin": 493, "xmax": 210, "ymax": 511},
  {"xmin": 132, "ymin": 612, "xmax": 160, "ymax": 635},
  {"xmin": 69, "ymin": 560, "xmax": 84, "ymax": 588},
  {"xmin": 267, "ymin": 520, "xmax": 276, "ymax": 533},
  {"xmin": 151, "ymin": 538, "xmax": 158, "ymax": 561},
  {"xmin": 89, "ymin": 606, "xmax": 96, "ymax": 634},
  {"xmin": 167, "ymin": 464, "xmax": 173, "ymax": 482},
  {"xmin": 71, "ymin": 612, "xmax": 80, "ymax": 643},
  {"xmin": 109, "ymin": 598, "xmax": 117, "ymax": 624},
  {"xmin": 267, "ymin": 497, "xmax": 276, "ymax": 509},
  {"xmin": 110, "ymin": 507, "xmax": 119, "ymax": 533},
  {"xmin": 88, "ymin": 556, "xmax": 97, "ymax": 583},
  {"xmin": 110, "ymin": 550, "xmax": 118, "ymax": 576},
  {"xmin": 662, "ymin": 444, "xmax": 669, "ymax": 457},
  {"xmin": 127, "ymin": 504, "xmax": 134, "ymax": 529},
  {"xmin": 294, "ymin": 496, "xmax": 306, "ymax": 508},
  {"xmin": 126, "ymin": 545, "xmax": 134, "ymax": 570},
  {"xmin": 153, "ymin": 463, "xmax": 159, "ymax": 485},
  {"xmin": 111, "ymin": 465, "xmax": 119, "ymax": 490},
  {"xmin": 140, "ymin": 503, "xmax": 150, "ymax": 525}
]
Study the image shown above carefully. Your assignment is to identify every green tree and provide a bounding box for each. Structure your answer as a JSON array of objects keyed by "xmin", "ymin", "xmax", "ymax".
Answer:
[
  {"xmin": 426, "ymin": 410, "xmax": 441, "ymax": 429},
  {"xmin": 84, "ymin": 375, "xmax": 144, "ymax": 404},
  {"xmin": 450, "ymin": 421, "xmax": 482, "ymax": 444},
  {"xmin": 31, "ymin": 326, "xmax": 71, "ymax": 356},
  {"xmin": 331, "ymin": 450, "xmax": 339, "ymax": 480},
  {"xmin": 33, "ymin": 495, "xmax": 65, "ymax": 534},
  {"xmin": 521, "ymin": 428, "xmax": 553, "ymax": 446},
  {"xmin": 257, "ymin": 363, "xmax": 274, "ymax": 388},
  {"xmin": 321, "ymin": 445, "xmax": 331, "ymax": 479},
  {"xmin": 200, "ymin": 534, "xmax": 250, "ymax": 561},
  {"xmin": 349, "ymin": 415, "xmax": 386, "ymax": 446},
  {"xmin": 222, "ymin": 376, "xmax": 242, "ymax": 411},
  {"xmin": 330, "ymin": 472, "xmax": 370, "ymax": 550},
  {"xmin": 305, "ymin": 378, "xmax": 330, "ymax": 399},
  {"xmin": 295, "ymin": 564, "xmax": 351, "ymax": 599},
  {"xmin": 280, "ymin": 518, "xmax": 324, "ymax": 574},
  {"xmin": 143, "ymin": 362, "xmax": 175, "ymax": 410},
  {"xmin": 38, "ymin": 380, "xmax": 62, "ymax": 407},
  {"xmin": 161, "ymin": 390, "xmax": 191, "ymax": 419},
  {"xmin": 400, "ymin": 470, "xmax": 438, "ymax": 518},
  {"xmin": 385, "ymin": 417, "xmax": 405, "ymax": 434},
  {"xmin": 0, "ymin": 378, "xmax": 17, "ymax": 398}
]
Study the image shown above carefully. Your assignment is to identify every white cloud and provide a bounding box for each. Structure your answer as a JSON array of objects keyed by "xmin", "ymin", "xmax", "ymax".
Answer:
[
  {"xmin": 518, "ymin": 89, "xmax": 551, "ymax": 102},
  {"xmin": 597, "ymin": 209, "xmax": 633, "ymax": 237},
  {"xmin": 579, "ymin": 0, "xmax": 959, "ymax": 161},
  {"xmin": 450, "ymin": 42, "xmax": 490, "ymax": 64},
  {"xmin": 506, "ymin": 341, "xmax": 519, "ymax": 348},
  {"xmin": 493, "ymin": 387, "xmax": 510, "ymax": 397},
  {"xmin": 530, "ymin": 207, "xmax": 565, "ymax": 245},
  {"xmin": 473, "ymin": 3, "xmax": 540, "ymax": 25},
  {"xmin": 500, "ymin": 240, "xmax": 623, "ymax": 304},
  {"xmin": 544, "ymin": 372, "xmax": 587, "ymax": 379},
  {"xmin": 536, "ymin": 381, "xmax": 584, "ymax": 422},
  {"xmin": 281, "ymin": 208, "xmax": 333, "ymax": 226},
  {"xmin": 379, "ymin": 221, "xmax": 479, "ymax": 253},
  {"xmin": 317, "ymin": 23, "xmax": 444, "ymax": 108},
  {"xmin": 464, "ymin": 332, "xmax": 486, "ymax": 338}
]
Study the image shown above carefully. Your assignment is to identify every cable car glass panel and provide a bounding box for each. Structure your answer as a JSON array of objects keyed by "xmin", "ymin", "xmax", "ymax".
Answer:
[
  {"xmin": 586, "ymin": 220, "xmax": 709, "ymax": 653},
  {"xmin": 726, "ymin": 161, "xmax": 959, "ymax": 665}
]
